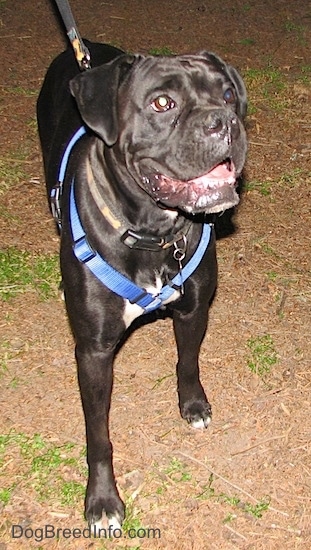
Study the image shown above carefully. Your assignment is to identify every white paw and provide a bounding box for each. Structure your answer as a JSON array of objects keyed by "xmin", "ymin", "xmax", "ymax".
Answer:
[
  {"xmin": 90, "ymin": 515, "xmax": 122, "ymax": 538},
  {"xmin": 191, "ymin": 415, "xmax": 211, "ymax": 429},
  {"xmin": 107, "ymin": 515, "xmax": 122, "ymax": 531}
]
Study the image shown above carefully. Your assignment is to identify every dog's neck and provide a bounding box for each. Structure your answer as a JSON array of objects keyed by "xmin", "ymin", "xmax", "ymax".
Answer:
[{"xmin": 85, "ymin": 147, "xmax": 192, "ymax": 252}]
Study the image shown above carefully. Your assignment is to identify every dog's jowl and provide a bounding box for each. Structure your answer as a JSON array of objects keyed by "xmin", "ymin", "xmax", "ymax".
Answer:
[{"xmin": 37, "ymin": 40, "xmax": 247, "ymax": 532}]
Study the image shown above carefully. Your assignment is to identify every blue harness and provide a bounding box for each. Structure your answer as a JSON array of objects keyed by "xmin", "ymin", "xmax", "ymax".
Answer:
[{"xmin": 53, "ymin": 127, "xmax": 212, "ymax": 313}]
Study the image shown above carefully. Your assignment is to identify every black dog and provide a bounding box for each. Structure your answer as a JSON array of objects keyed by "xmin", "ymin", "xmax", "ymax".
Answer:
[{"xmin": 37, "ymin": 41, "xmax": 247, "ymax": 532}]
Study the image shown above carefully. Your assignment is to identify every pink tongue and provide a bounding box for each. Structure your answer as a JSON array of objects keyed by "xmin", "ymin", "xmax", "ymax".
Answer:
[
  {"xmin": 208, "ymin": 163, "xmax": 232, "ymax": 178},
  {"xmin": 190, "ymin": 162, "xmax": 236, "ymax": 184}
]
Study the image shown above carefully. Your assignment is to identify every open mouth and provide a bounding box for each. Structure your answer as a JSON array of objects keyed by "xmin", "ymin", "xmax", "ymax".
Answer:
[{"xmin": 144, "ymin": 159, "xmax": 240, "ymax": 214}]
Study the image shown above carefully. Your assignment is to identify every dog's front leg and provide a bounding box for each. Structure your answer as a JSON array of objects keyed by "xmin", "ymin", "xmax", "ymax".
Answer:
[
  {"xmin": 76, "ymin": 345, "xmax": 125, "ymax": 532},
  {"xmin": 173, "ymin": 306, "xmax": 212, "ymax": 429}
]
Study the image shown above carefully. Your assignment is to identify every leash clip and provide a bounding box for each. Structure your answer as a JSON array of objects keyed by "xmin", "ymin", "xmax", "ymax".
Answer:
[
  {"xmin": 50, "ymin": 182, "xmax": 63, "ymax": 229},
  {"xmin": 67, "ymin": 28, "xmax": 91, "ymax": 70},
  {"xmin": 173, "ymin": 235, "xmax": 187, "ymax": 262}
]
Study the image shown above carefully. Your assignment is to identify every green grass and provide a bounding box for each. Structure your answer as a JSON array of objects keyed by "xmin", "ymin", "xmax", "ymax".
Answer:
[
  {"xmin": 122, "ymin": 497, "xmax": 144, "ymax": 534},
  {"xmin": 152, "ymin": 372, "xmax": 174, "ymax": 389},
  {"xmin": 283, "ymin": 20, "xmax": 307, "ymax": 45},
  {"xmin": 196, "ymin": 474, "xmax": 270, "ymax": 520},
  {"xmin": 150, "ymin": 457, "xmax": 193, "ymax": 498},
  {"xmin": 238, "ymin": 38, "xmax": 255, "ymax": 46},
  {"xmin": 147, "ymin": 463, "xmax": 272, "ymax": 527},
  {"xmin": 0, "ymin": 117, "xmax": 38, "ymax": 194},
  {"xmin": 164, "ymin": 457, "xmax": 192, "ymax": 482},
  {"xmin": 0, "ymin": 431, "xmax": 86, "ymax": 506},
  {"xmin": 223, "ymin": 512, "xmax": 237, "ymax": 523},
  {"xmin": 266, "ymin": 271, "xmax": 278, "ymax": 282},
  {"xmin": 0, "ymin": 157, "xmax": 27, "ymax": 195},
  {"xmin": 244, "ymin": 179, "xmax": 272, "ymax": 196},
  {"xmin": 31, "ymin": 442, "xmax": 76, "ymax": 473},
  {"xmin": 0, "ymin": 488, "xmax": 12, "ymax": 505},
  {"xmin": 0, "ymin": 340, "xmax": 11, "ymax": 377},
  {"xmin": 246, "ymin": 334, "xmax": 277, "ymax": 376},
  {"xmin": 0, "ymin": 248, "xmax": 60, "ymax": 300},
  {"xmin": 196, "ymin": 473, "xmax": 216, "ymax": 499},
  {"xmin": 60, "ymin": 481, "xmax": 85, "ymax": 506},
  {"xmin": 244, "ymin": 61, "xmax": 311, "ymax": 108},
  {"xmin": 244, "ymin": 62, "xmax": 311, "ymax": 115},
  {"xmin": 299, "ymin": 64, "xmax": 311, "ymax": 84},
  {"xmin": 279, "ymin": 168, "xmax": 305, "ymax": 188},
  {"xmin": 244, "ymin": 497, "xmax": 271, "ymax": 518},
  {"xmin": 2, "ymin": 85, "xmax": 38, "ymax": 97},
  {"xmin": 148, "ymin": 46, "xmax": 175, "ymax": 56},
  {"xmin": 243, "ymin": 65, "xmax": 288, "ymax": 113},
  {"xmin": 245, "ymin": 168, "xmax": 310, "ymax": 197}
]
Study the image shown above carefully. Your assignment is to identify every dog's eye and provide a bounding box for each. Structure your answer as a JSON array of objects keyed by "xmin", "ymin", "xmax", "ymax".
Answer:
[
  {"xmin": 223, "ymin": 88, "xmax": 236, "ymax": 104},
  {"xmin": 151, "ymin": 95, "xmax": 176, "ymax": 112}
]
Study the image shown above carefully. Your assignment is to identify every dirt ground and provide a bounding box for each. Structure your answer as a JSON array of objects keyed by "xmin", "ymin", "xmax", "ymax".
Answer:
[{"xmin": 0, "ymin": 0, "xmax": 310, "ymax": 548}]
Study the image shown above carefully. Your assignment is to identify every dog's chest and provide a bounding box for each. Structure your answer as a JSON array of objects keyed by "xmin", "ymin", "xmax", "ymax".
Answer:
[{"xmin": 122, "ymin": 275, "xmax": 180, "ymax": 328}]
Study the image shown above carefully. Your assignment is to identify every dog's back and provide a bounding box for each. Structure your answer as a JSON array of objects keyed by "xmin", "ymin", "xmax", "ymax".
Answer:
[{"xmin": 37, "ymin": 41, "xmax": 123, "ymax": 193}]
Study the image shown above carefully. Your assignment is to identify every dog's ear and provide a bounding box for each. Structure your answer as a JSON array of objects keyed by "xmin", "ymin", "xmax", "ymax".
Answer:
[
  {"xmin": 70, "ymin": 55, "xmax": 140, "ymax": 146},
  {"xmin": 199, "ymin": 52, "xmax": 247, "ymax": 120},
  {"xmin": 225, "ymin": 64, "xmax": 247, "ymax": 120}
]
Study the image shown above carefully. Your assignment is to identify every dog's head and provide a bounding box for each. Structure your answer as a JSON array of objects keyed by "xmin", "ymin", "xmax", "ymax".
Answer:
[{"xmin": 70, "ymin": 52, "xmax": 247, "ymax": 214}]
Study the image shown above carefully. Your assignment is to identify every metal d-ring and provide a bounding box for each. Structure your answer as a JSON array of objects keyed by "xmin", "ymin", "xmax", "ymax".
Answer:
[
  {"xmin": 173, "ymin": 235, "xmax": 187, "ymax": 295},
  {"xmin": 173, "ymin": 234, "xmax": 187, "ymax": 262}
]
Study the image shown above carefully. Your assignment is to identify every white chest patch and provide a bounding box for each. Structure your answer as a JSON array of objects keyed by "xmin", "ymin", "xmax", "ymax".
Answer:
[{"xmin": 122, "ymin": 275, "xmax": 180, "ymax": 328}]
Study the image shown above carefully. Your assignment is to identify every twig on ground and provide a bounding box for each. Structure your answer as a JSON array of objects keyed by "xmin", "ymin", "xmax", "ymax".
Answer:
[
  {"xmin": 177, "ymin": 450, "xmax": 289, "ymax": 517},
  {"xmin": 224, "ymin": 524, "xmax": 248, "ymax": 541},
  {"xmin": 231, "ymin": 434, "xmax": 287, "ymax": 456}
]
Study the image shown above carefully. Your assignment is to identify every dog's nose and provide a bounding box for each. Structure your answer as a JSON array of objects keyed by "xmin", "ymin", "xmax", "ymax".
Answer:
[{"xmin": 204, "ymin": 111, "xmax": 240, "ymax": 142}]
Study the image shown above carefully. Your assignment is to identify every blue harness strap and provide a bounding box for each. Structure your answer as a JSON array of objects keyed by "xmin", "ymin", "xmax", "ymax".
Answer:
[
  {"xmin": 52, "ymin": 125, "xmax": 212, "ymax": 313},
  {"xmin": 70, "ymin": 181, "xmax": 212, "ymax": 312},
  {"xmin": 58, "ymin": 126, "xmax": 87, "ymax": 183}
]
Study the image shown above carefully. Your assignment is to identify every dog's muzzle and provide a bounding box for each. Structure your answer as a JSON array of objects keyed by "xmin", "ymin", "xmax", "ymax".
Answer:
[
  {"xmin": 138, "ymin": 107, "xmax": 246, "ymax": 214},
  {"xmin": 143, "ymin": 159, "xmax": 239, "ymax": 214}
]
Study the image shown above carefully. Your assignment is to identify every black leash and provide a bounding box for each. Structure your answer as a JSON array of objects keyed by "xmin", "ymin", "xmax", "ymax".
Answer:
[{"xmin": 54, "ymin": 0, "xmax": 91, "ymax": 70}]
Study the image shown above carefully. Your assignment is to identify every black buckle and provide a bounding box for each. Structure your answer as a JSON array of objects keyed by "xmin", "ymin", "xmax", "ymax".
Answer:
[{"xmin": 121, "ymin": 230, "xmax": 164, "ymax": 251}]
